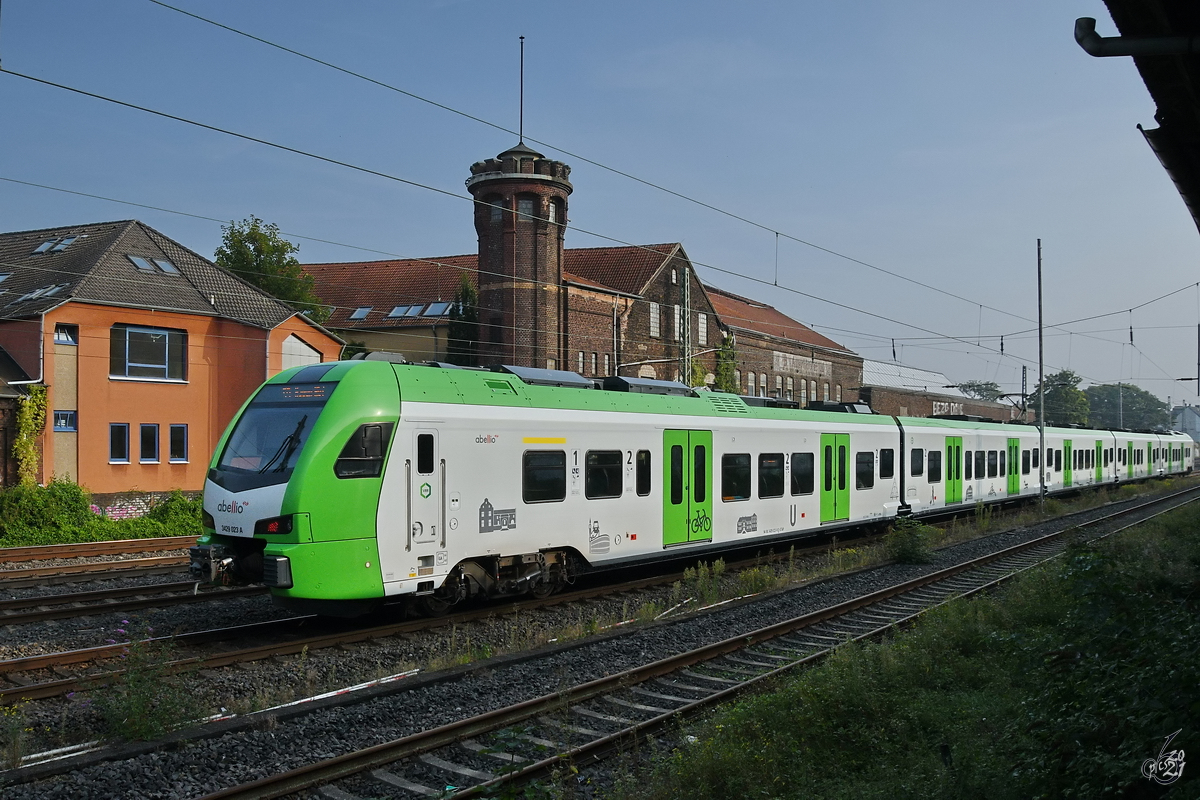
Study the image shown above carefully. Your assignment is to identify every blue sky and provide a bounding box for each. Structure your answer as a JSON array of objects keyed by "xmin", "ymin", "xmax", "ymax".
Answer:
[{"xmin": 2, "ymin": 1, "xmax": 1198, "ymax": 405}]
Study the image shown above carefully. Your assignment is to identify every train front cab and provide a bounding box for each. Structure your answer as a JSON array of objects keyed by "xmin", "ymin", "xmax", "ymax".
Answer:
[{"xmin": 196, "ymin": 361, "xmax": 401, "ymax": 616}]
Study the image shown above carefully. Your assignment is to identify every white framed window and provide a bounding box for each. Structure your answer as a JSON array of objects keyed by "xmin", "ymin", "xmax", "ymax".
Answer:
[
  {"xmin": 836, "ymin": 385, "xmax": 842, "ymax": 402},
  {"xmin": 110, "ymin": 423, "xmax": 129, "ymax": 463},
  {"xmin": 110, "ymin": 325, "xmax": 187, "ymax": 381},
  {"xmin": 578, "ymin": 351, "xmax": 585, "ymax": 373},
  {"xmin": 759, "ymin": 373, "xmax": 767, "ymax": 397},
  {"xmin": 591, "ymin": 352, "xmax": 597, "ymax": 375},
  {"xmin": 140, "ymin": 424, "xmax": 159, "ymax": 463},
  {"xmin": 697, "ymin": 313, "xmax": 707, "ymax": 346},
  {"xmin": 517, "ymin": 197, "xmax": 535, "ymax": 220},
  {"xmin": 169, "ymin": 424, "xmax": 188, "ymax": 463},
  {"xmin": 823, "ymin": 382, "xmax": 830, "ymax": 402},
  {"xmin": 776, "ymin": 375, "xmax": 783, "ymax": 397},
  {"xmin": 673, "ymin": 305, "xmax": 681, "ymax": 341},
  {"xmin": 734, "ymin": 369, "xmax": 741, "ymax": 387},
  {"xmin": 747, "ymin": 372, "xmax": 755, "ymax": 394},
  {"xmin": 604, "ymin": 354, "xmax": 610, "ymax": 375},
  {"xmin": 786, "ymin": 376, "xmax": 794, "ymax": 401},
  {"xmin": 649, "ymin": 303, "xmax": 661, "ymax": 339},
  {"xmin": 54, "ymin": 324, "xmax": 78, "ymax": 345}
]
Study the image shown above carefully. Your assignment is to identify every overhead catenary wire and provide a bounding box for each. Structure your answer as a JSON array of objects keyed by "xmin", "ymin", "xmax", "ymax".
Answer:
[
  {"xmin": 0, "ymin": 70, "xmax": 1045, "ymax": 373},
  {"xmin": 143, "ymin": 0, "xmax": 1045, "ymax": 328}
]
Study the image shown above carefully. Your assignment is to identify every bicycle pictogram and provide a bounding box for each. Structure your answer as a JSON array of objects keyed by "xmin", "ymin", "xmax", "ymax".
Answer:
[{"xmin": 688, "ymin": 508, "xmax": 711, "ymax": 534}]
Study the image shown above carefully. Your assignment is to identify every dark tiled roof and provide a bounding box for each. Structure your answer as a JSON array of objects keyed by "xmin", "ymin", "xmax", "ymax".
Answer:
[
  {"xmin": 563, "ymin": 243, "xmax": 679, "ymax": 296},
  {"xmin": 304, "ymin": 255, "xmax": 476, "ymax": 330},
  {"xmin": 705, "ymin": 284, "xmax": 853, "ymax": 353},
  {"xmin": 0, "ymin": 220, "xmax": 296, "ymax": 329}
]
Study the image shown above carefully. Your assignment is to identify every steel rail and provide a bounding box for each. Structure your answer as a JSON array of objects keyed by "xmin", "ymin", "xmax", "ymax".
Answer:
[
  {"xmin": 0, "ymin": 555, "xmax": 189, "ymax": 584},
  {"xmin": 193, "ymin": 483, "xmax": 1200, "ymax": 800},
  {"xmin": 0, "ymin": 583, "xmax": 267, "ymax": 625},
  {"xmin": 0, "ymin": 536, "xmax": 198, "ymax": 563}
]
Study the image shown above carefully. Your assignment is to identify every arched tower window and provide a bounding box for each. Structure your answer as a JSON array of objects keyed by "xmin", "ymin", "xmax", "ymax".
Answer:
[
  {"xmin": 486, "ymin": 195, "xmax": 503, "ymax": 223},
  {"xmin": 517, "ymin": 196, "xmax": 535, "ymax": 221}
]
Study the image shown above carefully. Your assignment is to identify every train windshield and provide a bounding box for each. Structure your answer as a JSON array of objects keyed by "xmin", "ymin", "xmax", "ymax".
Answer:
[{"xmin": 208, "ymin": 383, "xmax": 335, "ymax": 492}]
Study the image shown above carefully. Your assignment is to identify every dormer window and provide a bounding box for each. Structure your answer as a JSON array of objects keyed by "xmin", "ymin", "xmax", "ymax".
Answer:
[
  {"xmin": 32, "ymin": 235, "xmax": 78, "ymax": 255},
  {"xmin": 349, "ymin": 307, "xmax": 371, "ymax": 320},
  {"xmin": 127, "ymin": 255, "xmax": 179, "ymax": 274}
]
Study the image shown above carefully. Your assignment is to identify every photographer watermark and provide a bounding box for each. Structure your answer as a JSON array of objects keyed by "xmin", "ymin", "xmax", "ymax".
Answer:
[{"xmin": 1141, "ymin": 729, "xmax": 1185, "ymax": 786}]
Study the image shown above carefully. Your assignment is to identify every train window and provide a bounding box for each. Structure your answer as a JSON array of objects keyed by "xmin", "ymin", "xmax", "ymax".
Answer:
[
  {"xmin": 1022, "ymin": 450, "xmax": 1031, "ymax": 475},
  {"xmin": 975, "ymin": 451, "xmax": 985, "ymax": 478},
  {"xmin": 855, "ymin": 452, "xmax": 874, "ymax": 489},
  {"xmin": 334, "ymin": 422, "xmax": 395, "ymax": 479},
  {"xmin": 987, "ymin": 451, "xmax": 998, "ymax": 478},
  {"xmin": 1054, "ymin": 450, "xmax": 1062, "ymax": 472},
  {"xmin": 670, "ymin": 446, "xmax": 683, "ymax": 505},
  {"xmin": 1104, "ymin": 449, "xmax": 1110, "ymax": 467},
  {"xmin": 927, "ymin": 450, "xmax": 941, "ymax": 483},
  {"xmin": 636, "ymin": 450, "xmax": 651, "ymax": 496},
  {"xmin": 999, "ymin": 451, "xmax": 1006, "ymax": 477},
  {"xmin": 964, "ymin": 451, "xmax": 973, "ymax": 480},
  {"xmin": 1032, "ymin": 448, "xmax": 1039, "ymax": 469},
  {"xmin": 759, "ymin": 453, "xmax": 785, "ymax": 498},
  {"xmin": 879, "ymin": 449, "xmax": 895, "ymax": 479},
  {"xmin": 910, "ymin": 448, "xmax": 924, "ymax": 477},
  {"xmin": 694, "ymin": 446, "xmax": 707, "ymax": 504},
  {"xmin": 417, "ymin": 434, "xmax": 434, "ymax": 474},
  {"xmin": 1046, "ymin": 448, "xmax": 1053, "ymax": 468},
  {"xmin": 791, "ymin": 452, "xmax": 814, "ymax": 495},
  {"xmin": 585, "ymin": 451, "xmax": 623, "ymax": 499},
  {"xmin": 722, "ymin": 454, "xmax": 751, "ymax": 501},
  {"xmin": 523, "ymin": 451, "xmax": 566, "ymax": 503}
]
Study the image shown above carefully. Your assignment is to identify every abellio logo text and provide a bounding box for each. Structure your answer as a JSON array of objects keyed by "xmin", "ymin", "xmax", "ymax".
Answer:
[
  {"xmin": 216, "ymin": 500, "xmax": 249, "ymax": 514},
  {"xmin": 475, "ymin": 434, "xmax": 499, "ymax": 444}
]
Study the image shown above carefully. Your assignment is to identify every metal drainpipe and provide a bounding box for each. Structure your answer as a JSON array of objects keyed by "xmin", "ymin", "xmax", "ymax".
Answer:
[{"xmin": 1075, "ymin": 17, "xmax": 1200, "ymax": 57}]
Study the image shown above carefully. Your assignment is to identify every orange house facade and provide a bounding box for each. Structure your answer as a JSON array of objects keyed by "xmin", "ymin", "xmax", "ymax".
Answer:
[{"xmin": 0, "ymin": 221, "xmax": 342, "ymax": 494}]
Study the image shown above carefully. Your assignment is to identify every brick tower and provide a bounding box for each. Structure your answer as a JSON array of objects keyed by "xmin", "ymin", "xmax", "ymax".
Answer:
[{"xmin": 466, "ymin": 142, "xmax": 572, "ymax": 368}]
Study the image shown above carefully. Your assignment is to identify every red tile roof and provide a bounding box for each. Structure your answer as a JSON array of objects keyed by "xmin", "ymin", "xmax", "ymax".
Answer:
[
  {"xmin": 563, "ymin": 243, "xmax": 679, "ymax": 296},
  {"xmin": 704, "ymin": 285, "xmax": 851, "ymax": 353},
  {"xmin": 305, "ymin": 254, "xmax": 476, "ymax": 329}
]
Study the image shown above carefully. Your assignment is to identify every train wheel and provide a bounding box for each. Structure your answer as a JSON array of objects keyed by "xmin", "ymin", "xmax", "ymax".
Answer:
[{"xmin": 417, "ymin": 595, "xmax": 452, "ymax": 617}]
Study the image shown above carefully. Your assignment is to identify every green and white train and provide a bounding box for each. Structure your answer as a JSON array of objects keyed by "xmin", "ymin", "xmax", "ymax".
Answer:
[{"xmin": 191, "ymin": 360, "xmax": 1194, "ymax": 616}]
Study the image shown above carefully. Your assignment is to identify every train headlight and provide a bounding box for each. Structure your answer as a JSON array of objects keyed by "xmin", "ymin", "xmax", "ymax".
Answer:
[{"xmin": 254, "ymin": 515, "xmax": 295, "ymax": 536}]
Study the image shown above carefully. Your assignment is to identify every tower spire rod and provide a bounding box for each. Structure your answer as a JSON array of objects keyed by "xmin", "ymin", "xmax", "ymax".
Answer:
[{"xmin": 519, "ymin": 35, "xmax": 525, "ymax": 142}]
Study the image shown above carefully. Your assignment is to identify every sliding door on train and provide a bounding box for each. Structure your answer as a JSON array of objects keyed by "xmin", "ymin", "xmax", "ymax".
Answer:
[
  {"xmin": 662, "ymin": 430, "xmax": 713, "ymax": 546},
  {"xmin": 945, "ymin": 437, "xmax": 963, "ymax": 504},
  {"xmin": 1007, "ymin": 438, "xmax": 1020, "ymax": 495},
  {"xmin": 1063, "ymin": 441, "xmax": 1073, "ymax": 488},
  {"xmin": 820, "ymin": 434, "xmax": 849, "ymax": 523}
]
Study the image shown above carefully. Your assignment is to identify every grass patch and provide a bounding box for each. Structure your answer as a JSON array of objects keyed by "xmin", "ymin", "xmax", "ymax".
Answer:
[
  {"xmin": 94, "ymin": 626, "xmax": 200, "ymax": 741},
  {"xmin": 0, "ymin": 480, "xmax": 201, "ymax": 547},
  {"xmin": 606, "ymin": 501, "xmax": 1200, "ymax": 799}
]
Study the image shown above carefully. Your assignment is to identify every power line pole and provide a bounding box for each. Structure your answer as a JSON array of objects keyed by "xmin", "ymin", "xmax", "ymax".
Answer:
[{"xmin": 1037, "ymin": 239, "xmax": 1045, "ymax": 513}]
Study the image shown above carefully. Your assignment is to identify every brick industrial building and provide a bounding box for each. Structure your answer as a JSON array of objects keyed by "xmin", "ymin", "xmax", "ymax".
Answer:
[{"xmin": 307, "ymin": 141, "xmax": 862, "ymax": 395}]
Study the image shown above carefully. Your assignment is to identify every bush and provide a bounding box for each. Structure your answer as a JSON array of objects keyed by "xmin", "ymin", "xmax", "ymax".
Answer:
[
  {"xmin": 886, "ymin": 517, "xmax": 934, "ymax": 564},
  {"xmin": 0, "ymin": 481, "xmax": 201, "ymax": 547}
]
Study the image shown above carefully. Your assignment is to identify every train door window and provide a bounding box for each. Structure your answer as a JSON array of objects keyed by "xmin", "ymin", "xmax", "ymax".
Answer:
[
  {"xmin": 879, "ymin": 449, "xmax": 895, "ymax": 479},
  {"xmin": 910, "ymin": 448, "xmax": 925, "ymax": 477},
  {"xmin": 417, "ymin": 433, "xmax": 434, "ymax": 474},
  {"xmin": 1054, "ymin": 450, "xmax": 1062, "ymax": 472},
  {"xmin": 759, "ymin": 453, "xmax": 784, "ymax": 498},
  {"xmin": 585, "ymin": 451, "xmax": 623, "ymax": 499},
  {"xmin": 722, "ymin": 454, "xmax": 751, "ymax": 501},
  {"xmin": 791, "ymin": 452, "xmax": 814, "ymax": 495},
  {"xmin": 927, "ymin": 450, "xmax": 942, "ymax": 483},
  {"xmin": 987, "ymin": 451, "xmax": 998, "ymax": 478},
  {"xmin": 964, "ymin": 451, "xmax": 973, "ymax": 480},
  {"xmin": 975, "ymin": 451, "xmax": 986, "ymax": 478},
  {"xmin": 636, "ymin": 450, "xmax": 651, "ymax": 496},
  {"xmin": 855, "ymin": 452, "xmax": 875, "ymax": 489},
  {"xmin": 670, "ymin": 446, "xmax": 684, "ymax": 505},
  {"xmin": 1022, "ymin": 450, "xmax": 1031, "ymax": 475},
  {"xmin": 523, "ymin": 451, "xmax": 566, "ymax": 503},
  {"xmin": 694, "ymin": 445, "xmax": 707, "ymax": 503},
  {"xmin": 999, "ymin": 451, "xmax": 1006, "ymax": 477}
]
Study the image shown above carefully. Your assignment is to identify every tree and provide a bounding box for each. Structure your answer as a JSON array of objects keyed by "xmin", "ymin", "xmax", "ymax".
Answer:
[
  {"xmin": 1085, "ymin": 383, "xmax": 1169, "ymax": 430},
  {"xmin": 446, "ymin": 275, "xmax": 479, "ymax": 366},
  {"xmin": 714, "ymin": 333, "xmax": 739, "ymax": 393},
  {"xmin": 215, "ymin": 216, "xmax": 330, "ymax": 323},
  {"xmin": 1030, "ymin": 369, "xmax": 1090, "ymax": 426},
  {"xmin": 954, "ymin": 380, "xmax": 1002, "ymax": 401}
]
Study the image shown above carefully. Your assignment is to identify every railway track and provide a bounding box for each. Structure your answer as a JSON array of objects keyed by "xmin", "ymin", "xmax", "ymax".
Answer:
[
  {"xmin": 0, "ymin": 536, "xmax": 196, "ymax": 588},
  {"xmin": 193, "ymin": 483, "xmax": 1200, "ymax": 800},
  {"xmin": 0, "ymin": 580, "xmax": 266, "ymax": 625}
]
